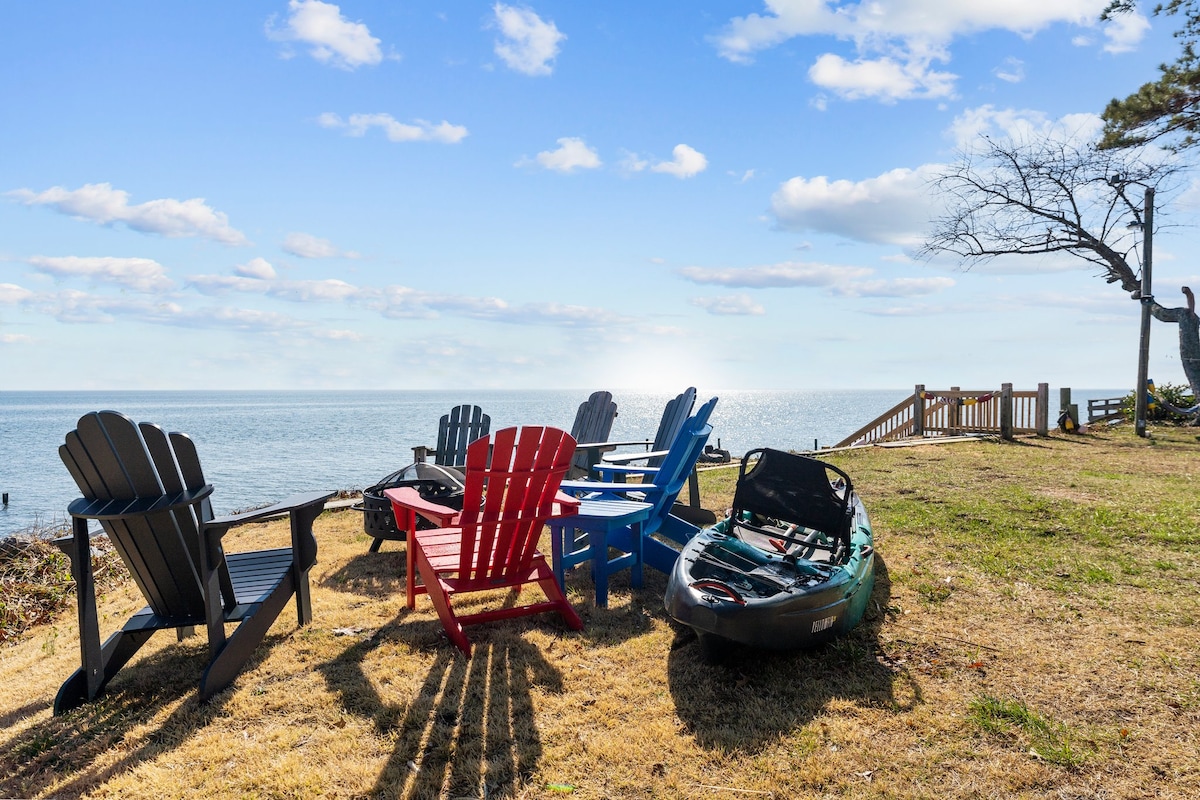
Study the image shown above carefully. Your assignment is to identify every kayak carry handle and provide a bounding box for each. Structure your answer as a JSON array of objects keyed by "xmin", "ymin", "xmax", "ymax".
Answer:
[{"xmin": 690, "ymin": 579, "xmax": 747, "ymax": 605}]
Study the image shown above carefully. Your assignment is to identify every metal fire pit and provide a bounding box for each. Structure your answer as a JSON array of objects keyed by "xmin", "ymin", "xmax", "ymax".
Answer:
[{"xmin": 356, "ymin": 463, "xmax": 466, "ymax": 549}]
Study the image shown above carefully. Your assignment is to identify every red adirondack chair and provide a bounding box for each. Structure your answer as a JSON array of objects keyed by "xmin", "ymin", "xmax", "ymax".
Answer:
[{"xmin": 385, "ymin": 426, "xmax": 582, "ymax": 656}]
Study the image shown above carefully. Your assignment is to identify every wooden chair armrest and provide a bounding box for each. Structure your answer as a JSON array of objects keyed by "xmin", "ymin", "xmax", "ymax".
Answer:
[
  {"xmin": 593, "ymin": 464, "xmax": 661, "ymax": 482},
  {"xmin": 559, "ymin": 480, "xmax": 649, "ymax": 500},
  {"xmin": 66, "ymin": 486, "xmax": 215, "ymax": 521},
  {"xmin": 384, "ymin": 486, "xmax": 461, "ymax": 527},
  {"xmin": 553, "ymin": 491, "xmax": 581, "ymax": 516},
  {"xmin": 207, "ymin": 490, "xmax": 334, "ymax": 529},
  {"xmin": 601, "ymin": 449, "xmax": 669, "ymax": 465}
]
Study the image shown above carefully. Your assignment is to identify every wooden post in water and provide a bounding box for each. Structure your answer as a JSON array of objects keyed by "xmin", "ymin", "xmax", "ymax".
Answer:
[
  {"xmin": 1000, "ymin": 383, "xmax": 1014, "ymax": 440},
  {"xmin": 1036, "ymin": 383, "xmax": 1049, "ymax": 436},
  {"xmin": 913, "ymin": 384, "xmax": 926, "ymax": 437}
]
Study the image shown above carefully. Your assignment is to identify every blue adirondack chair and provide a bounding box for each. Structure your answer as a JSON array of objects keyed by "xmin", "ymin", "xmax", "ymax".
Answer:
[{"xmin": 552, "ymin": 396, "xmax": 717, "ymax": 590}]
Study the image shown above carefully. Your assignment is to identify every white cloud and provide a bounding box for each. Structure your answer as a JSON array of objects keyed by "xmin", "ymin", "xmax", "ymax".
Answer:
[
  {"xmin": 267, "ymin": 0, "xmax": 382, "ymax": 70},
  {"xmin": 493, "ymin": 3, "xmax": 565, "ymax": 76},
  {"xmin": 318, "ymin": 112, "xmax": 468, "ymax": 143},
  {"xmin": 808, "ymin": 53, "xmax": 956, "ymax": 102},
  {"xmin": 519, "ymin": 137, "xmax": 602, "ymax": 173},
  {"xmin": 236, "ymin": 257, "xmax": 277, "ymax": 279},
  {"xmin": 993, "ymin": 57, "xmax": 1024, "ymax": 84},
  {"xmin": 0, "ymin": 283, "xmax": 36, "ymax": 304},
  {"xmin": 691, "ymin": 294, "xmax": 766, "ymax": 316},
  {"xmin": 1, "ymin": 332, "xmax": 34, "ymax": 344},
  {"xmin": 1103, "ymin": 8, "xmax": 1150, "ymax": 53},
  {"xmin": 770, "ymin": 165, "xmax": 941, "ymax": 246},
  {"xmin": 27, "ymin": 256, "xmax": 175, "ymax": 293},
  {"xmin": 948, "ymin": 105, "xmax": 1103, "ymax": 151},
  {"xmin": 831, "ymin": 276, "xmax": 956, "ymax": 297},
  {"xmin": 651, "ymin": 144, "xmax": 709, "ymax": 178},
  {"xmin": 9, "ymin": 183, "xmax": 248, "ymax": 245},
  {"xmin": 678, "ymin": 261, "xmax": 873, "ymax": 288},
  {"xmin": 618, "ymin": 150, "xmax": 649, "ymax": 175},
  {"xmin": 712, "ymin": 1, "xmax": 1116, "ymax": 103},
  {"xmin": 281, "ymin": 232, "xmax": 359, "ymax": 259}
]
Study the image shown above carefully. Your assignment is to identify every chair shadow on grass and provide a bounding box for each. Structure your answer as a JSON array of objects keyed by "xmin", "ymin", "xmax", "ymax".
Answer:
[
  {"xmin": 317, "ymin": 613, "xmax": 567, "ymax": 800},
  {"xmin": 320, "ymin": 548, "xmax": 408, "ymax": 599},
  {"xmin": 664, "ymin": 554, "xmax": 921, "ymax": 752},
  {"xmin": 0, "ymin": 640, "xmax": 249, "ymax": 799}
]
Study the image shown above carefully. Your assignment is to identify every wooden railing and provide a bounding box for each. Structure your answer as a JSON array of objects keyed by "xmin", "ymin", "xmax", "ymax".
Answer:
[
  {"xmin": 1088, "ymin": 397, "xmax": 1124, "ymax": 422},
  {"xmin": 834, "ymin": 383, "xmax": 1049, "ymax": 448}
]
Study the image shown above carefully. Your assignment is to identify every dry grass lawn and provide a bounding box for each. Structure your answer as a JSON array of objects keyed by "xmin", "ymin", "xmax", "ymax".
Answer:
[{"xmin": 2, "ymin": 424, "xmax": 1198, "ymax": 799}]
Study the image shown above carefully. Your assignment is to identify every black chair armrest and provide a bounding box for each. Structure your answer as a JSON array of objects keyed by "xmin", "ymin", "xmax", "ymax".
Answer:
[{"xmin": 206, "ymin": 490, "xmax": 334, "ymax": 529}]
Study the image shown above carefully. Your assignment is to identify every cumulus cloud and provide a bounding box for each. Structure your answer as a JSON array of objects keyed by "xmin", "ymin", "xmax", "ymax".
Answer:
[
  {"xmin": 318, "ymin": 112, "xmax": 468, "ymax": 143},
  {"xmin": 518, "ymin": 137, "xmax": 602, "ymax": 173},
  {"xmin": 691, "ymin": 294, "xmax": 766, "ymax": 316},
  {"xmin": 27, "ymin": 256, "xmax": 175, "ymax": 293},
  {"xmin": 651, "ymin": 144, "xmax": 709, "ymax": 178},
  {"xmin": 9, "ymin": 183, "xmax": 248, "ymax": 245},
  {"xmin": 948, "ymin": 105, "xmax": 1103, "ymax": 151},
  {"xmin": 0, "ymin": 283, "xmax": 36, "ymax": 304},
  {"xmin": 808, "ymin": 52, "xmax": 956, "ymax": 102},
  {"xmin": 770, "ymin": 165, "xmax": 941, "ymax": 246},
  {"xmin": 267, "ymin": 0, "xmax": 383, "ymax": 69},
  {"xmin": 281, "ymin": 232, "xmax": 360, "ymax": 259},
  {"xmin": 1103, "ymin": 8, "xmax": 1150, "ymax": 53},
  {"xmin": 712, "ymin": 1, "xmax": 1128, "ymax": 103},
  {"xmin": 236, "ymin": 258, "xmax": 277, "ymax": 279},
  {"xmin": 493, "ymin": 3, "xmax": 565, "ymax": 76}
]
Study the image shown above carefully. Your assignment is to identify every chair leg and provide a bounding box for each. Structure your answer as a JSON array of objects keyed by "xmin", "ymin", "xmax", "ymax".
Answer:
[
  {"xmin": 53, "ymin": 627, "xmax": 155, "ymax": 715},
  {"xmin": 535, "ymin": 564, "xmax": 583, "ymax": 631},
  {"xmin": 413, "ymin": 545, "xmax": 472, "ymax": 657}
]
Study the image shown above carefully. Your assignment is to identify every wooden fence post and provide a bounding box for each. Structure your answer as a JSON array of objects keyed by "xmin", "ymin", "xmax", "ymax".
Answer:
[
  {"xmin": 913, "ymin": 384, "xmax": 925, "ymax": 437},
  {"xmin": 1036, "ymin": 383, "xmax": 1049, "ymax": 436},
  {"xmin": 949, "ymin": 386, "xmax": 961, "ymax": 434},
  {"xmin": 1000, "ymin": 383, "xmax": 1014, "ymax": 441}
]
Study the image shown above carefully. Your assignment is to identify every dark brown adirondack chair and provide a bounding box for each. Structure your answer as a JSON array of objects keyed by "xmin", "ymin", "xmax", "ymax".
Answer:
[
  {"xmin": 412, "ymin": 404, "xmax": 491, "ymax": 468},
  {"xmin": 567, "ymin": 390, "xmax": 618, "ymax": 479},
  {"xmin": 54, "ymin": 410, "xmax": 333, "ymax": 714}
]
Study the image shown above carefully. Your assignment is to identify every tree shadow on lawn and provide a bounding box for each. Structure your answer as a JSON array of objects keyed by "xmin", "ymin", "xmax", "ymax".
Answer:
[
  {"xmin": 0, "ymin": 640, "xmax": 246, "ymax": 799},
  {"xmin": 318, "ymin": 615, "xmax": 567, "ymax": 800},
  {"xmin": 665, "ymin": 555, "xmax": 921, "ymax": 752}
]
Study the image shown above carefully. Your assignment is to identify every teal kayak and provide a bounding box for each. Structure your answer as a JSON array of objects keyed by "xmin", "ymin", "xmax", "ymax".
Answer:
[{"xmin": 664, "ymin": 449, "xmax": 875, "ymax": 657}]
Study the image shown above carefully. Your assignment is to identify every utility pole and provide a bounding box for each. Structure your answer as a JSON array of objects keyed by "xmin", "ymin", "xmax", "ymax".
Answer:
[{"xmin": 1134, "ymin": 187, "xmax": 1155, "ymax": 438}]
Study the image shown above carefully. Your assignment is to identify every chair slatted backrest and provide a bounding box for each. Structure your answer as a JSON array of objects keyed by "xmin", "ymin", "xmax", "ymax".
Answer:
[
  {"xmin": 732, "ymin": 448, "xmax": 854, "ymax": 556},
  {"xmin": 59, "ymin": 411, "xmax": 208, "ymax": 620},
  {"xmin": 570, "ymin": 391, "xmax": 617, "ymax": 444},
  {"xmin": 640, "ymin": 396, "xmax": 715, "ymax": 519},
  {"xmin": 647, "ymin": 387, "xmax": 696, "ymax": 467},
  {"xmin": 569, "ymin": 391, "xmax": 617, "ymax": 474},
  {"xmin": 436, "ymin": 404, "xmax": 491, "ymax": 467},
  {"xmin": 456, "ymin": 426, "xmax": 576, "ymax": 583}
]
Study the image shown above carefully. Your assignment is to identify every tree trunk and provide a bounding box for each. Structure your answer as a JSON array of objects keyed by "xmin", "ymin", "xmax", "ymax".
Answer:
[{"xmin": 1149, "ymin": 286, "xmax": 1200, "ymax": 418}]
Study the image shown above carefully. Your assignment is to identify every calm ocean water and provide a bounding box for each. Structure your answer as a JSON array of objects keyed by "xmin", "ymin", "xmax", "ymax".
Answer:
[{"xmin": 0, "ymin": 388, "xmax": 1120, "ymax": 537}]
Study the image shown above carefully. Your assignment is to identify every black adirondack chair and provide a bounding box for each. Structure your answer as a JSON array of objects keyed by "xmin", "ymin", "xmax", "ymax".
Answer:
[
  {"xmin": 412, "ymin": 404, "xmax": 491, "ymax": 468},
  {"xmin": 568, "ymin": 390, "xmax": 618, "ymax": 478},
  {"xmin": 53, "ymin": 410, "xmax": 333, "ymax": 714}
]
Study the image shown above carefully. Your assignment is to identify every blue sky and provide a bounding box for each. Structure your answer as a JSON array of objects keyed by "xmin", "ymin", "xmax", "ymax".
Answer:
[{"xmin": 1, "ymin": 1, "xmax": 1192, "ymax": 392}]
